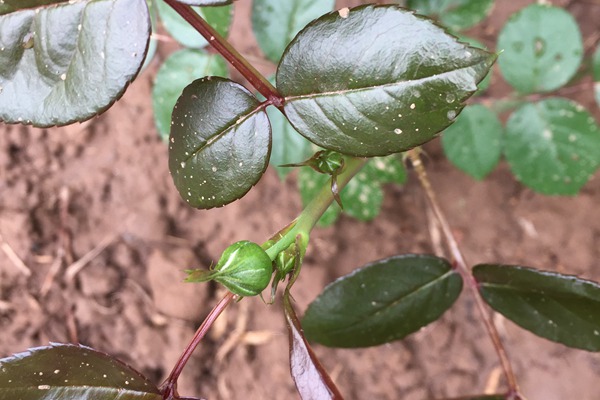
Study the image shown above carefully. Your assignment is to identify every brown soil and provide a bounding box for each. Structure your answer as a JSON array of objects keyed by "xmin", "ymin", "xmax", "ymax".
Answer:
[{"xmin": 1, "ymin": 0, "xmax": 600, "ymax": 399}]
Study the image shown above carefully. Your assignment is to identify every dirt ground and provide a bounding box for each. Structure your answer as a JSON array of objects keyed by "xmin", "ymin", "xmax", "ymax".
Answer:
[{"xmin": 1, "ymin": 0, "xmax": 600, "ymax": 399}]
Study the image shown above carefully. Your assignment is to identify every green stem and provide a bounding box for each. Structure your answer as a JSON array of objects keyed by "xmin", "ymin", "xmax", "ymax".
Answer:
[
  {"xmin": 163, "ymin": 0, "xmax": 284, "ymax": 107},
  {"xmin": 264, "ymin": 157, "xmax": 368, "ymax": 261}
]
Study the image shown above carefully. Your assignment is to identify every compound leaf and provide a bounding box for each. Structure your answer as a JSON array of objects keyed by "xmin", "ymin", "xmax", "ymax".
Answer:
[
  {"xmin": 406, "ymin": 0, "xmax": 494, "ymax": 31},
  {"xmin": 594, "ymin": 44, "xmax": 600, "ymax": 108},
  {"xmin": 277, "ymin": 5, "xmax": 495, "ymax": 157},
  {"xmin": 442, "ymin": 104, "xmax": 502, "ymax": 180},
  {"xmin": 284, "ymin": 292, "xmax": 344, "ymax": 400},
  {"xmin": 0, "ymin": 0, "xmax": 150, "ymax": 127},
  {"xmin": 497, "ymin": 4, "xmax": 583, "ymax": 94},
  {"xmin": 152, "ymin": 49, "xmax": 227, "ymax": 141},
  {"xmin": 0, "ymin": 343, "xmax": 161, "ymax": 400},
  {"xmin": 504, "ymin": 98, "xmax": 600, "ymax": 195},
  {"xmin": 299, "ymin": 155, "xmax": 406, "ymax": 226},
  {"xmin": 156, "ymin": 0, "xmax": 232, "ymax": 49},
  {"xmin": 474, "ymin": 264, "xmax": 600, "ymax": 351},
  {"xmin": 302, "ymin": 254, "xmax": 462, "ymax": 348},
  {"xmin": 169, "ymin": 77, "xmax": 271, "ymax": 209},
  {"xmin": 252, "ymin": 0, "xmax": 335, "ymax": 63}
]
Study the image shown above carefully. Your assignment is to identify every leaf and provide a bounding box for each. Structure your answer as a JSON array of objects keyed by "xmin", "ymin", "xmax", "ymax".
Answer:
[
  {"xmin": 594, "ymin": 44, "xmax": 600, "ymax": 108},
  {"xmin": 406, "ymin": 0, "xmax": 494, "ymax": 31},
  {"xmin": 497, "ymin": 4, "xmax": 583, "ymax": 94},
  {"xmin": 251, "ymin": 0, "xmax": 335, "ymax": 63},
  {"xmin": 156, "ymin": 0, "xmax": 232, "ymax": 49},
  {"xmin": 276, "ymin": 5, "xmax": 495, "ymax": 157},
  {"xmin": 299, "ymin": 155, "xmax": 406, "ymax": 226},
  {"xmin": 441, "ymin": 104, "xmax": 502, "ymax": 180},
  {"xmin": 284, "ymin": 292, "xmax": 344, "ymax": 400},
  {"xmin": 0, "ymin": 343, "xmax": 161, "ymax": 400},
  {"xmin": 302, "ymin": 254, "xmax": 462, "ymax": 348},
  {"xmin": 169, "ymin": 77, "xmax": 271, "ymax": 209},
  {"xmin": 0, "ymin": 0, "xmax": 150, "ymax": 127},
  {"xmin": 268, "ymin": 105, "xmax": 313, "ymax": 179},
  {"xmin": 455, "ymin": 35, "xmax": 492, "ymax": 94},
  {"xmin": 504, "ymin": 98, "xmax": 600, "ymax": 195},
  {"xmin": 0, "ymin": 1, "xmax": 69, "ymax": 15},
  {"xmin": 152, "ymin": 49, "xmax": 227, "ymax": 141},
  {"xmin": 473, "ymin": 264, "xmax": 600, "ymax": 351}
]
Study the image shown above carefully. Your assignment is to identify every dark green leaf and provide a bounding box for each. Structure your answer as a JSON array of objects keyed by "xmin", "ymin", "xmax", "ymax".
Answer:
[
  {"xmin": 406, "ymin": 0, "xmax": 494, "ymax": 31},
  {"xmin": 176, "ymin": 0, "xmax": 232, "ymax": 5},
  {"xmin": 169, "ymin": 77, "xmax": 271, "ymax": 209},
  {"xmin": 0, "ymin": 0, "xmax": 150, "ymax": 127},
  {"xmin": 504, "ymin": 98, "xmax": 600, "ymax": 195},
  {"xmin": 152, "ymin": 49, "xmax": 227, "ymax": 141},
  {"xmin": 277, "ymin": 5, "xmax": 495, "ymax": 157},
  {"xmin": 302, "ymin": 254, "xmax": 462, "ymax": 347},
  {"xmin": 156, "ymin": 0, "xmax": 232, "ymax": 48},
  {"xmin": 299, "ymin": 155, "xmax": 406, "ymax": 226},
  {"xmin": 593, "ymin": 45, "xmax": 600, "ymax": 108},
  {"xmin": 0, "ymin": 1, "xmax": 69, "ymax": 15},
  {"xmin": 455, "ymin": 35, "xmax": 492, "ymax": 93},
  {"xmin": 497, "ymin": 4, "xmax": 583, "ymax": 94},
  {"xmin": 442, "ymin": 104, "xmax": 502, "ymax": 180},
  {"xmin": 268, "ymin": 106, "xmax": 313, "ymax": 179},
  {"xmin": 474, "ymin": 264, "xmax": 600, "ymax": 351},
  {"xmin": 0, "ymin": 343, "xmax": 161, "ymax": 400},
  {"xmin": 284, "ymin": 292, "xmax": 344, "ymax": 400},
  {"xmin": 251, "ymin": 0, "xmax": 335, "ymax": 62}
]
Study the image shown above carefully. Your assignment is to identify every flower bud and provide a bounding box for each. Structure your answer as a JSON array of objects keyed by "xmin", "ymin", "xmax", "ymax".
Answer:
[{"xmin": 186, "ymin": 241, "xmax": 273, "ymax": 297}]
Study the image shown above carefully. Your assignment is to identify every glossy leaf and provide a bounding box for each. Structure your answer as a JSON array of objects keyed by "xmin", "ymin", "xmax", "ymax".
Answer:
[
  {"xmin": 299, "ymin": 155, "xmax": 406, "ymax": 226},
  {"xmin": 504, "ymin": 98, "xmax": 600, "ymax": 195},
  {"xmin": 0, "ymin": 1, "xmax": 69, "ymax": 15},
  {"xmin": 456, "ymin": 35, "xmax": 491, "ymax": 93},
  {"xmin": 156, "ymin": 0, "xmax": 232, "ymax": 49},
  {"xmin": 153, "ymin": 49, "xmax": 227, "ymax": 141},
  {"xmin": 251, "ymin": 0, "xmax": 335, "ymax": 62},
  {"xmin": 284, "ymin": 291, "xmax": 344, "ymax": 400},
  {"xmin": 0, "ymin": 343, "xmax": 161, "ymax": 399},
  {"xmin": 277, "ymin": 5, "xmax": 495, "ymax": 157},
  {"xmin": 497, "ymin": 4, "xmax": 583, "ymax": 94},
  {"xmin": 169, "ymin": 77, "xmax": 271, "ymax": 209},
  {"xmin": 0, "ymin": 0, "xmax": 150, "ymax": 127},
  {"xmin": 302, "ymin": 254, "xmax": 462, "ymax": 347},
  {"xmin": 442, "ymin": 104, "xmax": 502, "ymax": 180},
  {"xmin": 406, "ymin": 0, "xmax": 494, "ymax": 31},
  {"xmin": 474, "ymin": 264, "xmax": 600, "ymax": 351},
  {"xmin": 594, "ymin": 45, "xmax": 600, "ymax": 108}
]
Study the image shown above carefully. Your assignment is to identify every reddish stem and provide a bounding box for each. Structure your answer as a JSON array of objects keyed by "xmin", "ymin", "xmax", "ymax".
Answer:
[
  {"xmin": 407, "ymin": 149, "xmax": 520, "ymax": 394},
  {"xmin": 160, "ymin": 291, "xmax": 236, "ymax": 400},
  {"xmin": 163, "ymin": 0, "xmax": 284, "ymax": 108}
]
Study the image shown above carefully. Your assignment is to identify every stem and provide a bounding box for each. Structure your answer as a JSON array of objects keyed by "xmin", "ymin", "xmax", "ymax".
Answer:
[
  {"xmin": 407, "ymin": 149, "xmax": 520, "ymax": 394},
  {"xmin": 264, "ymin": 157, "xmax": 368, "ymax": 260},
  {"xmin": 160, "ymin": 291, "xmax": 236, "ymax": 400},
  {"xmin": 163, "ymin": 0, "xmax": 284, "ymax": 107}
]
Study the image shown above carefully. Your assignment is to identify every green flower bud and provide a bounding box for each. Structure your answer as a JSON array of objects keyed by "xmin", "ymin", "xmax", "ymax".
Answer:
[{"xmin": 186, "ymin": 241, "xmax": 273, "ymax": 297}]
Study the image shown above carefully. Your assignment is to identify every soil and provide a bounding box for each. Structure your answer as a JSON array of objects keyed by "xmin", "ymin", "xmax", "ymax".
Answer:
[{"xmin": 1, "ymin": 0, "xmax": 600, "ymax": 399}]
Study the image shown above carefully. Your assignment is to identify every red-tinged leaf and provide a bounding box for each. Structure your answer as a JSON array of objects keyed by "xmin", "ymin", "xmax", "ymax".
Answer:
[
  {"xmin": 0, "ymin": 343, "xmax": 161, "ymax": 400},
  {"xmin": 283, "ymin": 294, "xmax": 344, "ymax": 400}
]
